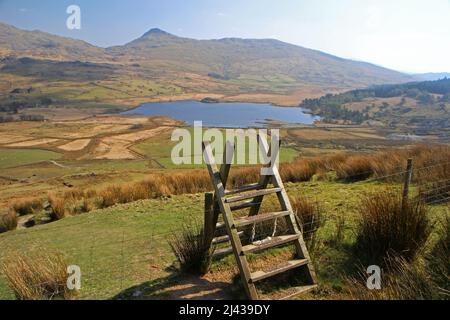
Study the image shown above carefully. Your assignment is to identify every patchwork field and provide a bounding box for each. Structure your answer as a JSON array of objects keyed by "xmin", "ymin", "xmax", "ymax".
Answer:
[{"xmin": 0, "ymin": 110, "xmax": 430, "ymax": 209}]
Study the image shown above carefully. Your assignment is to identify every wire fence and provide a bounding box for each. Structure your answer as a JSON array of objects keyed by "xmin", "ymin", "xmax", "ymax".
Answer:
[{"xmin": 0, "ymin": 158, "xmax": 448, "ymax": 300}]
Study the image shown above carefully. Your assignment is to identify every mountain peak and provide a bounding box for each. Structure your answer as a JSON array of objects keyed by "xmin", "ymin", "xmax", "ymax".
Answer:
[{"xmin": 142, "ymin": 28, "xmax": 174, "ymax": 38}]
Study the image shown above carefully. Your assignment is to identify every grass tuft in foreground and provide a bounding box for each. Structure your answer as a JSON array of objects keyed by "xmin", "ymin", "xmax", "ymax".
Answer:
[
  {"xmin": 346, "ymin": 255, "xmax": 438, "ymax": 300},
  {"xmin": 168, "ymin": 222, "xmax": 214, "ymax": 275},
  {"xmin": 354, "ymin": 190, "xmax": 430, "ymax": 265},
  {"xmin": 0, "ymin": 210, "xmax": 17, "ymax": 234},
  {"xmin": 1, "ymin": 252, "xmax": 77, "ymax": 300}
]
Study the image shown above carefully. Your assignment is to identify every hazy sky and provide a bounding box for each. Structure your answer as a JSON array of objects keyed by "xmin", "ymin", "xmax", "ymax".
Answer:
[{"xmin": 0, "ymin": 0, "xmax": 449, "ymax": 73}]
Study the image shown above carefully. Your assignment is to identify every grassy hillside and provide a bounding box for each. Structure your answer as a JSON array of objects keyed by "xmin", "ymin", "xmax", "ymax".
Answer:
[
  {"xmin": 0, "ymin": 22, "xmax": 415, "ymax": 113},
  {"xmin": 0, "ymin": 179, "xmax": 447, "ymax": 300},
  {"xmin": 0, "ymin": 22, "xmax": 107, "ymax": 62},
  {"xmin": 109, "ymin": 28, "xmax": 412, "ymax": 88},
  {"xmin": 300, "ymin": 78, "xmax": 450, "ymax": 137}
]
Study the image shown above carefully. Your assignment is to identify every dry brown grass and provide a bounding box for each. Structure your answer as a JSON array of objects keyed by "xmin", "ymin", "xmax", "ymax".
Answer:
[
  {"xmin": 48, "ymin": 194, "xmax": 66, "ymax": 221},
  {"xmin": 333, "ymin": 155, "xmax": 374, "ymax": 181},
  {"xmin": 290, "ymin": 196, "xmax": 323, "ymax": 241},
  {"xmin": 1, "ymin": 252, "xmax": 77, "ymax": 300},
  {"xmin": 354, "ymin": 190, "xmax": 430, "ymax": 265},
  {"xmin": 346, "ymin": 255, "xmax": 438, "ymax": 300},
  {"xmin": 281, "ymin": 160, "xmax": 317, "ymax": 183},
  {"xmin": 0, "ymin": 210, "xmax": 17, "ymax": 233},
  {"xmin": 11, "ymin": 197, "xmax": 43, "ymax": 216},
  {"xmin": 30, "ymin": 144, "xmax": 450, "ymax": 220},
  {"xmin": 303, "ymin": 144, "xmax": 450, "ymax": 182}
]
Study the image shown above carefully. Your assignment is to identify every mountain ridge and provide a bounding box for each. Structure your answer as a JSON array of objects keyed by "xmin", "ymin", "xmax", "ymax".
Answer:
[{"xmin": 0, "ymin": 22, "xmax": 415, "ymax": 90}]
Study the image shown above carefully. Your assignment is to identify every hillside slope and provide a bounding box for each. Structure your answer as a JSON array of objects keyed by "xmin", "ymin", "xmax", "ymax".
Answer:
[
  {"xmin": 0, "ymin": 22, "xmax": 107, "ymax": 61},
  {"xmin": 0, "ymin": 23, "xmax": 413, "ymax": 89},
  {"xmin": 108, "ymin": 28, "xmax": 413, "ymax": 88}
]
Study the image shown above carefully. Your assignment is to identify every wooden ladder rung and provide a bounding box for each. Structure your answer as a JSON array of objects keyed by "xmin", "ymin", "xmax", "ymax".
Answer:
[
  {"xmin": 216, "ymin": 221, "xmax": 226, "ymax": 229},
  {"xmin": 230, "ymin": 201, "xmax": 262, "ymax": 211},
  {"xmin": 216, "ymin": 211, "xmax": 291, "ymax": 229},
  {"xmin": 212, "ymin": 246, "xmax": 233, "ymax": 258},
  {"xmin": 279, "ymin": 285, "xmax": 318, "ymax": 300},
  {"xmin": 250, "ymin": 259, "xmax": 309, "ymax": 283},
  {"xmin": 225, "ymin": 183, "xmax": 262, "ymax": 196},
  {"xmin": 234, "ymin": 211, "xmax": 291, "ymax": 228},
  {"xmin": 225, "ymin": 188, "xmax": 282, "ymax": 204},
  {"xmin": 242, "ymin": 234, "xmax": 300, "ymax": 254},
  {"xmin": 212, "ymin": 231, "xmax": 244, "ymax": 245}
]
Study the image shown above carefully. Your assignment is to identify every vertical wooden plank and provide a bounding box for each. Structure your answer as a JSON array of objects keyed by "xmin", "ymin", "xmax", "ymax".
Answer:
[
  {"xmin": 402, "ymin": 158, "xmax": 413, "ymax": 210},
  {"xmin": 258, "ymin": 137, "xmax": 318, "ymax": 284},
  {"xmin": 248, "ymin": 134, "xmax": 274, "ymax": 217},
  {"xmin": 204, "ymin": 192, "xmax": 215, "ymax": 247},
  {"xmin": 203, "ymin": 141, "xmax": 259, "ymax": 300},
  {"xmin": 210, "ymin": 141, "xmax": 234, "ymax": 245}
]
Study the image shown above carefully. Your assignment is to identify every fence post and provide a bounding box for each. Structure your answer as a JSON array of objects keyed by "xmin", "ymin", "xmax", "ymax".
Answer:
[
  {"xmin": 204, "ymin": 192, "xmax": 215, "ymax": 245},
  {"xmin": 402, "ymin": 158, "xmax": 413, "ymax": 209}
]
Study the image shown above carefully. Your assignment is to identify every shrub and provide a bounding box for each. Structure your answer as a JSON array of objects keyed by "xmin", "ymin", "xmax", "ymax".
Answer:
[
  {"xmin": 11, "ymin": 198, "xmax": 43, "ymax": 216},
  {"xmin": 48, "ymin": 194, "xmax": 66, "ymax": 220},
  {"xmin": 0, "ymin": 210, "xmax": 18, "ymax": 233},
  {"xmin": 354, "ymin": 190, "xmax": 430, "ymax": 265},
  {"xmin": 168, "ymin": 222, "xmax": 214, "ymax": 275},
  {"xmin": 1, "ymin": 252, "xmax": 77, "ymax": 300}
]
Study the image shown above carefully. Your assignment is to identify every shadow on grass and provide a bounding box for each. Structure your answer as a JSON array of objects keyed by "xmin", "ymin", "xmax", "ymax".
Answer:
[{"xmin": 112, "ymin": 267, "xmax": 233, "ymax": 300}]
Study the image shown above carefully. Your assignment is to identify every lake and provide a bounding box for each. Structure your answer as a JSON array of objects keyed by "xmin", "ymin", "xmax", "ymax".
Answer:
[{"xmin": 122, "ymin": 100, "xmax": 318, "ymax": 128}]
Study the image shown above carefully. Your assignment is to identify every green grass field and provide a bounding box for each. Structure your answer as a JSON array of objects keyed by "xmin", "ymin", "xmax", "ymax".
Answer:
[
  {"xmin": 0, "ymin": 148, "xmax": 61, "ymax": 169},
  {"xmin": 131, "ymin": 129, "xmax": 300, "ymax": 169}
]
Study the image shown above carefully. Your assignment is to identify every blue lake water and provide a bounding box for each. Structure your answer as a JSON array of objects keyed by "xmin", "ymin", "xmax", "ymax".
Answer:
[{"xmin": 122, "ymin": 100, "xmax": 318, "ymax": 128}]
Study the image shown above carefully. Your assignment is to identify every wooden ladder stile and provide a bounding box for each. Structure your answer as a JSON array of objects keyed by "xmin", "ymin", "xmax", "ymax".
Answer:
[{"xmin": 202, "ymin": 136, "xmax": 317, "ymax": 300}]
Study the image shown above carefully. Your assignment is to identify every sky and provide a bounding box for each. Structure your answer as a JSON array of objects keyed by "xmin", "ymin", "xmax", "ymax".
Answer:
[{"xmin": 0, "ymin": 0, "xmax": 449, "ymax": 73}]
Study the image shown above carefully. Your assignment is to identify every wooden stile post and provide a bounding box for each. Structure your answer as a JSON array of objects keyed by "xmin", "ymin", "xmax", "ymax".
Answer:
[
  {"xmin": 204, "ymin": 192, "xmax": 215, "ymax": 246},
  {"xmin": 202, "ymin": 137, "xmax": 317, "ymax": 300},
  {"xmin": 402, "ymin": 158, "xmax": 413, "ymax": 210}
]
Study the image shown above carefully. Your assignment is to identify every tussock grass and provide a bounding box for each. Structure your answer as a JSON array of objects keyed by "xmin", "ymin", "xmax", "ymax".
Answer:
[
  {"xmin": 1, "ymin": 252, "xmax": 77, "ymax": 300},
  {"xmin": 281, "ymin": 160, "xmax": 317, "ymax": 182},
  {"xmin": 48, "ymin": 194, "xmax": 66, "ymax": 221},
  {"xmin": 354, "ymin": 190, "xmax": 430, "ymax": 265},
  {"xmin": 291, "ymin": 196, "xmax": 323, "ymax": 241},
  {"xmin": 334, "ymin": 155, "xmax": 373, "ymax": 182},
  {"xmin": 347, "ymin": 255, "xmax": 438, "ymax": 300},
  {"xmin": 168, "ymin": 222, "xmax": 213, "ymax": 275},
  {"xmin": 0, "ymin": 210, "xmax": 18, "ymax": 233},
  {"xmin": 11, "ymin": 197, "xmax": 43, "ymax": 216}
]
